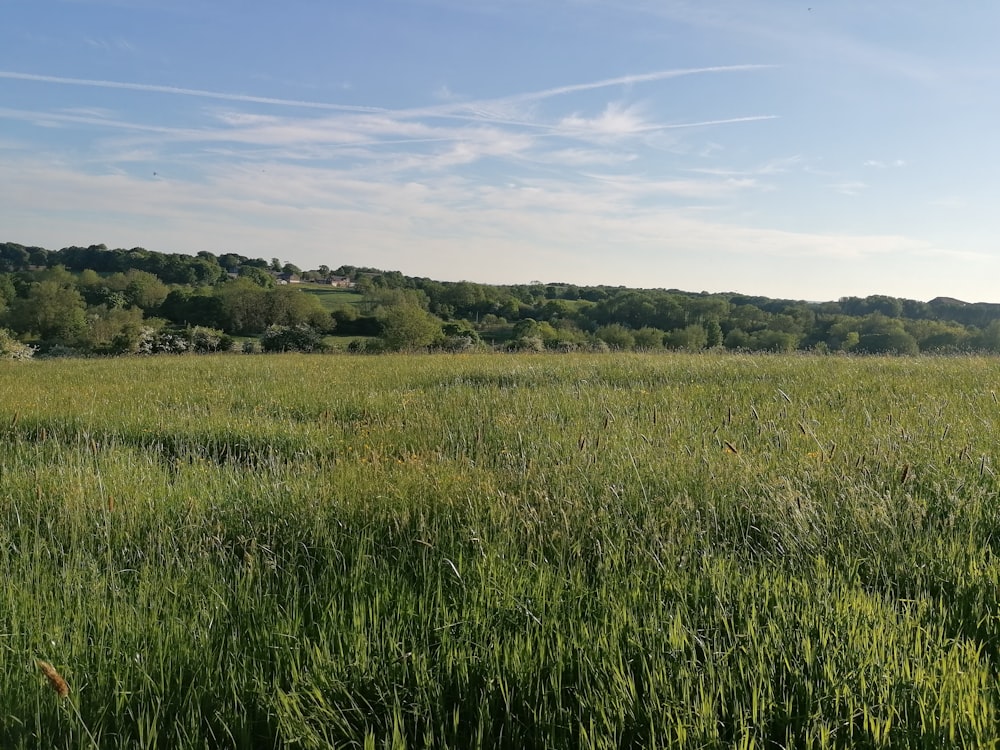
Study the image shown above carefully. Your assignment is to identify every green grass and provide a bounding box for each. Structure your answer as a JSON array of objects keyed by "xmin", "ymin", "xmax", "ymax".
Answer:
[
  {"xmin": 299, "ymin": 284, "xmax": 365, "ymax": 311},
  {"xmin": 3, "ymin": 352, "xmax": 1000, "ymax": 748}
]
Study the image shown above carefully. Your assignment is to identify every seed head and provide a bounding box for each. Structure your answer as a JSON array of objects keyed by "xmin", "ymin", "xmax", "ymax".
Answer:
[{"xmin": 36, "ymin": 659, "xmax": 70, "ymax": 699}]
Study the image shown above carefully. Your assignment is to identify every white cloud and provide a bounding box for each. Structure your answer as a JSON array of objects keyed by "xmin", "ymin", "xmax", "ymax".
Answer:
[
  {"xmin": 558, "ymin": 102, "xmax": 652, "ymax": 137},
  {"xmin": 831, "ymin": 181, "xmax": 867, "ymax": 196},
  {"xmin": 863, "ymin": 159, "xmax": 907, "ymax": 168}
]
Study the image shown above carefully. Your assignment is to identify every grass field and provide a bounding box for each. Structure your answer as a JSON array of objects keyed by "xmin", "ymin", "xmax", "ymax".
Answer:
[
  {"xmin": 299, "ymin": 284, "xmax": 366, "ymax": 311},
  {"xmin": 3, "ymin": 352, "xmax": 1000, "ymax": 748}
]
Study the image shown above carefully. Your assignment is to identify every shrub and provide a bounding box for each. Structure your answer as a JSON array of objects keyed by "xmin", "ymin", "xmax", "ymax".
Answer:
[
  {"xmin": 0, "ymin": 328, "xmax": 35, "ymax": 359},
  {"xmin": 261, "ymin": 324, "xmax": 327, "ymax": 353}
]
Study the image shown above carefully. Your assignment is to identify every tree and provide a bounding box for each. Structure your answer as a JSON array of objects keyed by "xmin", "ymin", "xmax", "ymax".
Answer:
[
  {"xmin": 664, "ymin": 324, "xmax": 707, "ymax": 350},
  {"xmin": 0, "ymin": 274, "xmax": 15, "ymax": 314},
  {"xmin": 0, "ymin": 243, "xmax": 30, "ymax": 272},
  {"xmin": 159, "ymin": 288, "xmax": 225, "ymax": 330},
  {"xmin": 595, "ymin": 324, "xmax": 636, "ymax": 350},
  {"xmin": 825, "ymin": 317, "xmax": 861, "ymax": 352},
  {"xmin": 704, "ymin": 319, "xmax": 724, "ymax": 348},
  {"xmin": 217, "ymin": 280, "xmax": 269, "ymax": 334},
  {"xmin": 6, "ymin": 280, "xmax": 86, "ymax": 342},
  {"xmin": 261, "ymin": 324, "xmax": 327, "ymax": 353},
  {"xmin": 723, "ymin": 328, "xmax": 751, "ymax": 350},
  {"xmin": 441, "ymin": 320, "xmax": 481, "ymax": 352},
  {"xmin": 633, "ymin": 327, "xmax": 666, "ymax": 350},
  {"xmin": 904, "ymin": 319, "xmax": 970, "ymax": 352},
  {"xmin": 513, "ymin": 318, "xmax": 558, "ymax": 345},
  {"xmin": 122, "ymin": 270, "xmax": 169, "ymax": 310},
  {"xmin": 855, "ymin": 314, "xmax": 918, "ymax": 354},
  {"xmin": 266, "ymin": 287, "xmax": 333, "ymax": 330},
  {"xmin": 239, "ymin": 266, "xmax": 277, "ymax": 288},
  {"xmin": 83, "ymin": 305, "xmax": 148, "ymax": 354},
  {"xmin": 748, "ymin": 329, "xmax": 798, "ymax": 353},
  {"xmin": 189, "ymin": 326, "xmax": 232, "ymax": 353},
  {"xmin": 378, "ymin": 304, "xmax": 443, "ymax": 351},
  {"xmin": 976, "ymin": 321, "xmax": 1000, "ymax": 352}
]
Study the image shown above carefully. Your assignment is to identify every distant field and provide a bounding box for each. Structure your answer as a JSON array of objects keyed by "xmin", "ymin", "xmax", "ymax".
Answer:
[
  {"xmin": 298, "ymin": 283, "xmax": 365, "ymax": 310},
  {"xmin": 4, "ymin": 352, "xmax": 1000, "ymax": 748}
]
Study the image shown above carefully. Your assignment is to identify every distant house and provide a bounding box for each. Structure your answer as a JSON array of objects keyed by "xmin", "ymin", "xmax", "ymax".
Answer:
[
  {"xmin": 277, "ymin": 272, "xmax": 301, "ymax": 284},
  {"xmin": 327, "ymin": 276, "xmax": 354, "ymax": 288}
]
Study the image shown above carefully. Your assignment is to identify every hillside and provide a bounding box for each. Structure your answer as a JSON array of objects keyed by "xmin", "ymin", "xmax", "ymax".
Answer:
[{"xmin": 4, "ymin": 241, "xmax": 1000, "ymax": 356}]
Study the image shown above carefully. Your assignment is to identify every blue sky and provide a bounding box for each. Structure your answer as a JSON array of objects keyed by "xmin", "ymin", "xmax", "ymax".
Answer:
[{"xmin": 3, "ymin": 1, "xmax": 1000, "ymax": 301}]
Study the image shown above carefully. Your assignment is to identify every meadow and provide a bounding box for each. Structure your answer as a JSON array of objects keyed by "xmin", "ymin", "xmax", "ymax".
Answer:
[{"xmin": 3, "ymin": 352, "xmax": 1000, "ymax": 748}]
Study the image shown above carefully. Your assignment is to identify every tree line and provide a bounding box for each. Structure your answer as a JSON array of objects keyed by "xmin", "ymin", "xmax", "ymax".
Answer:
[{"xmin": 3, "ymin": 240, "xmax": 1000, "ymax": 358}]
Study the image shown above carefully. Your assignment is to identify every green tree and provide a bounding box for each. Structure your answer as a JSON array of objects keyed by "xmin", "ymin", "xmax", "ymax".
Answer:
[
  {"xmin": 123, "ymin": 269, "xmax": 169, "ymax": 310},
  {"xmin": 704, "ymin": 319, "xmax": 723, "ymax": 348},
  {"xmin": 217, "ymin": 280, "xmax": 269, "ymax": 334},
  {"xmin": 975, "ymin": 321, "xmax": 1000, "ymax": 352},
  {"xmin": 6, "ymin": 280, "xmax": 86, "ymax": 342},
  {"xmin": 903, "ymin": 319, "xmax": 970, "ymax": 352},
  {"xmin": 748, "ymin": 329, "xmax": 799, "ymax": 353},
  {"xmin": 633, "ymin": 327, "xmax": 666, "ymax": 350},
  {"xmin": 0, "ymin": 243, "xmax": 30, "ymax": 272},
  {"xmin": 512, "ymin": 318, "xmax": 559, "ymax": 346},
  {"xmin": 239, "ymin": 266, "xmax": 277, "ymax": 288},
  {"xmin": 855, "ymin": 314, "xmax": 919, "ymax": 354},
  {"xmin": 664, "ymin": 324, "xmax": 707, "ymax": 350},
  {"xmin": 825, "ymin": 318, "xmax": 861, "ymax": 352},
  {"xmin": 261, "ymin": 324, "xmax": 327, "ymax": 353},
  {"xmin": 723, "ymin": 328, "xmax": 751, "ymax": 350},
  {"xmin": 595, "ymin": 324, "xmax": 636, "ymax": 350},
  {"xmin": 548, "ymin": 319, "xmax": 589, "ymax": 349},
  {"xmin": 0, "ymin": 274, "xmax": 15, "ymax": 315},
  {"xmin": 83, "ymin": 306, "xmax": 149, "ymax": 354},
  {"xmin": 378, "ymin": 304, "xmax": 443, "ymax": 351},
  {"xmin": 266, "ymin": 287, "xmax": 333, "ymax": 330}
]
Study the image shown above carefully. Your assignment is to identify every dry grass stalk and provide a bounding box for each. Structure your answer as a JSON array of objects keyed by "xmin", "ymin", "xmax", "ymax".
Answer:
[{"xmin": 36, "ymin": 659, "xmax": 70, "ymax": 698}]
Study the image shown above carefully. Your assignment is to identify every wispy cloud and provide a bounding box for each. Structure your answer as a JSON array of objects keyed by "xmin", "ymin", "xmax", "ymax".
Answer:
[
  {"xmin": 0, "ymin": 71, "xmax": 387, "ymax": 114},
  {"xmin": 557, "ymin": 102, "xmax": 651, "ymax": 137},
  {"xmin": 0, "ymin": 62, "xmax": 807, "ymax": 291},
  {"xmin": 84, "ymin": 37, "xmax": 136, "ymax": 53},
  {"xmin": 0, "ymin": 63, "xmax": 775, "ymax": 125},
  {"xmin": 830, "ymin": 181, "xmax": 868, "ymax": 196},
  {"xmin": 863, "ymin": 159, "xmax": 907, "ymax": 168},
  {"xmin": 505, "ymin": 64, "xmax": 776, "ymax": 103},
  {"xmin": 1, "ymin": 152, "xmax": 973, "ymax": 302},
  {"xmin": 0, "ymin": 106, "xmax": 186, "ymax": 134},
  {"xmin": 0, "ymin": 64, "xmax": 778, "ymax": 174}
]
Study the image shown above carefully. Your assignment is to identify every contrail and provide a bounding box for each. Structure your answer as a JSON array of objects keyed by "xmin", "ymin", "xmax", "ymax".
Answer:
[
  {"xmin": 0, "ymin": 64, "xmax": 776, "ymax": 123},
  {"xmin": 512, "ymin": 64, "xmax": 776, "ymax": 103},
  {"xmin": 393, "ymin": 64, "xmax": 777, "ymax": 121},
  {"xmin": 656, "ymin": 114, "xmax": 779, "ymax": 130},
  {"xmin": 0, "ymin": 71, "xmax": 388, "ymax": 113}
]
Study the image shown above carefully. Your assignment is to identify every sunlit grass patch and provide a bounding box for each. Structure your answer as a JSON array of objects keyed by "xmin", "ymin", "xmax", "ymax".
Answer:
[{"xmin": 3, "ymin": 352, "xmax": 1000, "ymax": 747}]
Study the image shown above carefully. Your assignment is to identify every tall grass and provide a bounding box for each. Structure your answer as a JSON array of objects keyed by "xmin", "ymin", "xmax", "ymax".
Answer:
[{"xmin": 2, "ymin": 352, "xmax": 1000, "ymax": 747}]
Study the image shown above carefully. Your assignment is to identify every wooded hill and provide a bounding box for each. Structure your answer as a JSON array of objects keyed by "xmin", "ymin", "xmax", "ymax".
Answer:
[{"xmin": 2, "ymin": 241, "xmax": 1000, "ymax": 357}]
